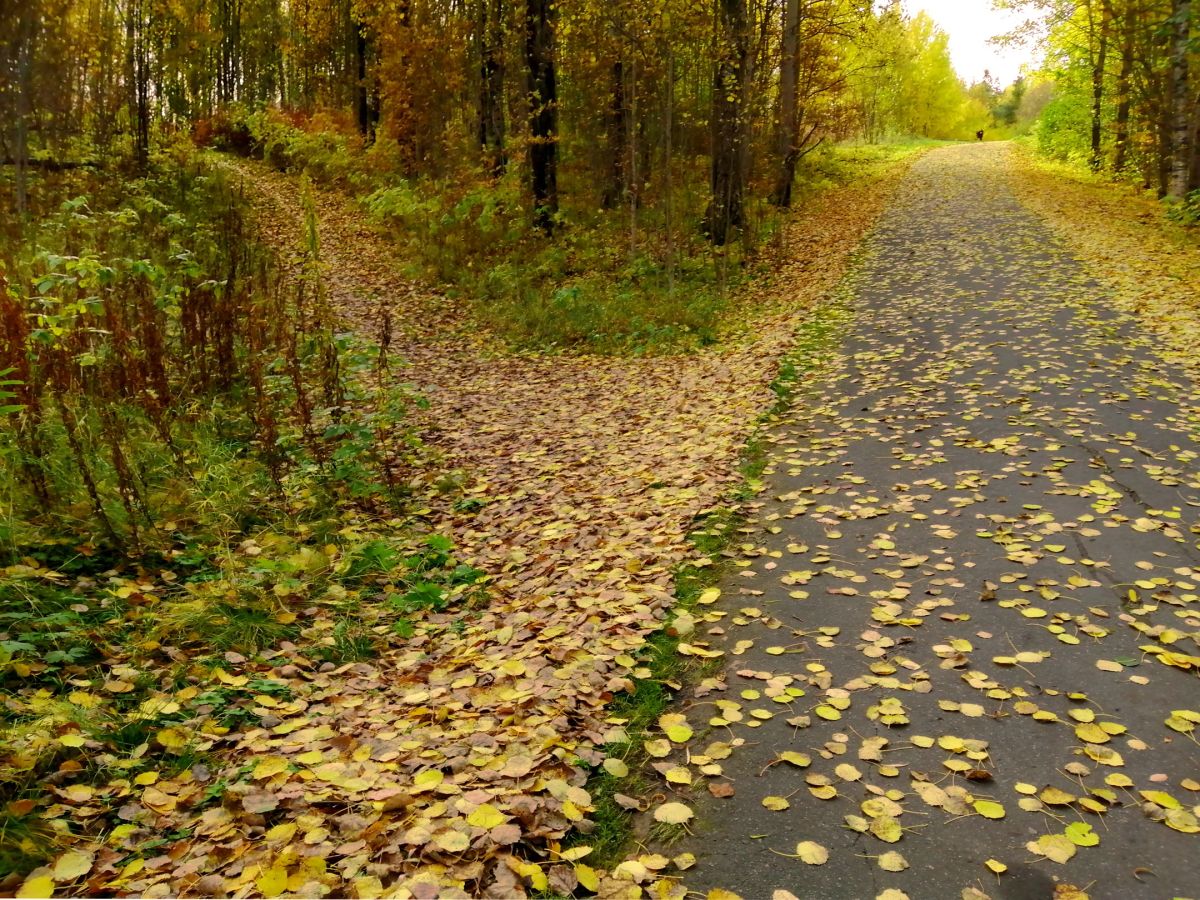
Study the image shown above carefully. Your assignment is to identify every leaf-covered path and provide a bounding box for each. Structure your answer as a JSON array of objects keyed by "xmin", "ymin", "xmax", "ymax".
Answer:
[
  {"xmin": 133, "ymin": 156, "xmax": 901, "ymax": 898},
  {"xmin": 665, "ymin": 144, "xmax": 1200, "ymax": 899}
]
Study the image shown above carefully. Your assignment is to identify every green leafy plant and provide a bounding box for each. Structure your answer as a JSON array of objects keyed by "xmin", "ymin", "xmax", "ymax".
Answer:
[{"xmin": 0, "ymin": 369, "xmax": 22, "ymax": 417}]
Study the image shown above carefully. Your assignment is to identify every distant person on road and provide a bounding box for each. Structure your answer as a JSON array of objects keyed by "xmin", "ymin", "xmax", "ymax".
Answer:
[{"xmin": 976, "ymin": 130, "xmax": 984, "ymax": 142}]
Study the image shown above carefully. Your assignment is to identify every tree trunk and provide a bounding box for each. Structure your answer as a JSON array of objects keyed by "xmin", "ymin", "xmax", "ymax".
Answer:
[
  {"xmin": 1191, "ymin": 86, "xmax": 1200, "ymax": 191},
  {"xmin": 355, "ymin": 20, "xmax": 370, "ymax": 138},
  {"xmin": 478, "ymin": 0, "xmax": 507, "ymax": 175},
  {"xmin": 1113, "ymin": 4, "xmax": 1135, "ymax": 173},
  {"xmin": 1090, "ymin": 1, "xmax": 1112, "ymax": 170},
  {"xmin": 603, "ymin": 61, "xmax": 627, "ymax": 209},
  {"xmin": 126, "ymin": 0, "xmax": 150, "ymax": 168},
  {"xmin": 1167, "ymin": 0, "xmax": 1192, "ymax": 198},
  {"xmin": 704, "ymin": 0, "xmax": 750, "ymax": 245},
  {"xmin": 770, "ymin": 0, "xmax": 800, "ymax": 206},
  {"xmin": 664, "ymin": 52, "xmax": 675, "ymax": 295},
  {"xmin": 12, "ymin": 3, "xmax": 36, "ymax": 214},
  {"xmin": 525, "ymin": 0, "xmax": 558, "ymax": 232}
]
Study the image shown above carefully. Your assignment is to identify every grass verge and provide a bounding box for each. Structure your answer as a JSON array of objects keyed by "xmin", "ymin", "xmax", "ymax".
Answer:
[{"xmin": 566, "ymin": 290, "xmax": 855, "ymax": 871}]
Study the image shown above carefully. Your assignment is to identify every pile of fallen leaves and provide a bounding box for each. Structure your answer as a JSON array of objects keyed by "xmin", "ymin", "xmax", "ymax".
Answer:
[
  {"xmin": 5, "ymin": 156, "xmax": 916, "ymax": 897},
  {"xmin": 1005, "ymin": 147, "xmax": 1200, "ymax": 386}
]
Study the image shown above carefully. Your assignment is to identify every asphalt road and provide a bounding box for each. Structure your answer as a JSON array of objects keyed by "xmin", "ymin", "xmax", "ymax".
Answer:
[{"xmin": 669, "ymin": 144, "xmax": 1200, "ymax": 900}]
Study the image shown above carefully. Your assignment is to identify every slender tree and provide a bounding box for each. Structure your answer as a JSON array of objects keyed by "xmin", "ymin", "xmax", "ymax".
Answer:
[
  {"xmin": 525, "ymin": 0, "xmax": 558, "ymax": 231},
  {"xmin": 771, "ymin": 0, "xmax": 801, "ymax": 206},
  {"xmin": 1090, "ymin": 0, "xmax": 1112, "ymax": 169},
  {"xmin": 705, "ymin": 0, "xmax": 750, "ymax": 244},
  {"xmin": 1113, "ymin": 0, "xmax": 1136, "ymax": 172},
  {"xmin": 478, "ymin": 0, "xmax": 507, "ymax": 175},
  {"xmin": 1167, "ymin": 0, "xmax": 1192, "ymax": 197}
]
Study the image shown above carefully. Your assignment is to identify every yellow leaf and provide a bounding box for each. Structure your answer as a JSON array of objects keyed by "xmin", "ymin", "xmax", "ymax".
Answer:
[
  {"xmin": 835, "ymin": 763, "xmax": 862, "ymax": 781},
  {"xmin": 762, "ymin": 796, "xmax": 790, "ymax": 811},
  {"xmin": 1065, "ymin": 822, "xmax": 1099, "ymax": 847},
  {"xmin": 878, "ymin": 851, "xmax": 908, "ymax": 872},
  {"xmin": 265, "ymin": 823, "xmax": 297, "ymax": 842},
  {"xmin": 1039, "ymin": 787, "xmax": 1076, "ymax": 806},
  {"xmin": 51, "ymin": 850, "xmax": 93, "ymax": 882},
  {"xmin": 255, "ymin": 867, "xmax": 288, "ymax": 899},
  {"xmin": 795, "ymin": 841, "xmax": 828, "ymax": 865},
  {"xmin": 467, "ymin": 803, "xmax": 507, "ymax": 829},
  {"xmin": 575, "ymin": 864, "xmax": 600, "ymax": 892},
  {"xmin": 58, "ymin": 734, "xmax": 85, "ymax": 749},
  {"xmin": 1139, "ymin": 790, "xmax": 1181, "ymax": 810},
  {"xmin": 434, "ymin": 830, "xmax": 470, "ymax": 853},
  {"xmin": 413, "ymin": 769, "xmax": 444, "ymax": 791},
  {"xmin": 1074, "ymin": 723, "xmax": 1109, "ymax": 744},
  {"xmin": 17, "ymin": 874, "xmax": 54, "ymax": 899},
  {"xmin": 973, "ymin": 799, "xmax": 1005, "ymax": 820},
  {"xmin": 645, "ymin": 738, "xmax": 672, "ymax": 758},
  {"xmin": 155, "ymin": 727, "xmax": 187, "ymax": 751},
  {"xmin": 870, "ymin": 816, "xmax": 902, "ymax": 843},
  {"xmin": 1083, "ymin": 744, "xmax": 1124, "ymax": 766},
  {"xmin": 214, "ymin": 668, "xmax": 248, "ymax": 686},
  {"xmin": 603, "ymin": 758, "xmax": 629, "ymax": 778},
  {"xmin": 665, "ymin": 724, "xmax": 694, "ymax": 742},
  {"xmin": 654, "ymin": 802, "xmax": 693, "ymax": 825},
  {"xmin": 1035, "ymin": 833, "xmax": 1076, "ymax": 864},
  {"xmin": 779, "ymin": 751, "xmax": 811, "ymax": 767},
  {"xmin": 253, "ymin": 756, "xmax": 290, "ymax": 780},
  {"xmin": 985, "ymin": 859, "xmax": 1007, "ymax": 874},
  {"xmin": 1165, "ymin": 809, "xmax": 1200, "ymax": 833}
]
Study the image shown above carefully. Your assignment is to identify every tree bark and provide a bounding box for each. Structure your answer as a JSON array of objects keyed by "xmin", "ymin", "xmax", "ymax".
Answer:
[
  {"xmin": 1090, "ymin": 1, "xmax": 1112, "ymax": 170},
  {"xmin": 1113, "ymin": 3, "xmax": 1135, "ymax": 173},
  {"xmin": 704, "ymin": 0, "xmax": 750, "ymax": 245},
  {"xmin": 12, "ymin": 3, "xmax": 36, "ymax": 213},
  {"xmin": 1191, "ymin": 86, "xmax": 1200, "ymax": 191},
  {"xmin": 1167, "ymin": 0, "xmax": 1192, "ymax": 198},
  {"xmin": 525, "ymin": 0, "xmax": 558, "ymax": 232},
  {"xmin": 355, "ymin": 20, "xmax": 370, "ymax": 138},
  {"xmin": 771, "ymin": 0, "xmax": 800, "ymax": 207},
  {"xmin": 478, "ymin": 0, "xmax": 507, "ymax": 175},
  {"xmin": 126, "ymin": 0, "xmax": 150, "ymax": 168},
  {"xmin": 603, "ymin": 61, "xmax": 627, "ymax": 209}
]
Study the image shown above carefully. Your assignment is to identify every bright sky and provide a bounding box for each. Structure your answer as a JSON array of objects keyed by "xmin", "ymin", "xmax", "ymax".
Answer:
[{"xmin": 904, "ymin": 0, "xmax": 1041, "ymax": 87}]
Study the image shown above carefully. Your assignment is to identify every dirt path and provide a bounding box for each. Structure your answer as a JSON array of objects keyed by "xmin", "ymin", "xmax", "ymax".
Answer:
[
  {"xmin": 653, "ymin": 143, "xmax": 1200, "ymax": 899},
  {"xmin": 173, "ymin": 157, "xmax": 903, "ymax": 896}
]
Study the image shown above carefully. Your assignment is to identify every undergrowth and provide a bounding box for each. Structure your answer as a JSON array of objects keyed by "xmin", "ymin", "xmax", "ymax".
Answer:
[
  {"xmin": 212, "ymin": 107, "xmax": 936, "ymax": 354},
  {"xmin": 0, "ymin": 144, "xmax": 484, "ymax": 877}
]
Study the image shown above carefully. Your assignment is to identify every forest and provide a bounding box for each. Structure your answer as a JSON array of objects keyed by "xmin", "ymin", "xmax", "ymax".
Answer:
[{"xmin": 1, "ymin": 0, "xmax": 1199, "ymax": 897}]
